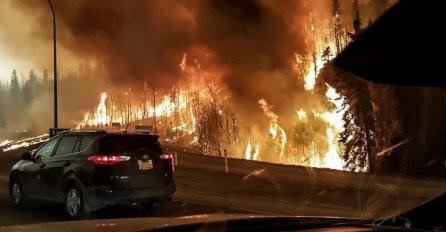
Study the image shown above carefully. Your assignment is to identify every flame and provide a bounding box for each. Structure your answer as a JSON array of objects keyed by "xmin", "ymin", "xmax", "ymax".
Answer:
[
  {"xmin": 258, "ymin": 98, "xmax": 287, "ymax": 160},
  {"xmin": 297, "ymin": 108, "xmax": 307, "ymax": 121},
  {"xmin": 180, "ymin": 53, "xmax": 187, "ymax": 71},
  {"xmin": 76, "ymin": 6, "xmax": 356, "ymax": 172},
  {"xmin": 0, "ymin": 139, "xmax": 12, "ymax": 147},
  {"xmin": 292, "ymin": 14, "xmax": 348, "ymax": 170},
  {"xmin": 77, "ymin": 52, "xmax": 226, "ymax": 152},
  {"xmin": 245, "ymin": 138, "xmax": 259, "ymax": 160},
  {"xmin": 303, "ymin": 57, "xmax": 325, "ymax": 91},
  {"xmin": 323, "ymin": 127, "xmax": 344, "ymax": 170},
  {"xmin": 269, "ymin": 123, "xmax": 277, "ymax": 138},
  {"xmin": 2, "ymin": 134, "xmax": 49, "ymax": 152},
  {"xmin": 320, "ymin": 85, "xmax": 346, "ymax": 131},
  {"xmin": 297, "ymin": 85, "xmax": 347, "ymax": 170},
  {"xmin": 189, "ymin": 105, "xmax": 196, "ymax": 135},
  {"xmin": 77, "ymin": 92, "xmax": 109, "ymax": 128}
]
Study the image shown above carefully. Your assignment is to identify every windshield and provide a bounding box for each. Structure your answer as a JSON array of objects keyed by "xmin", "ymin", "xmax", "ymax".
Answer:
[{"xmin": 1, "ymin": 0, "xmax": 445, "ymax": 229}]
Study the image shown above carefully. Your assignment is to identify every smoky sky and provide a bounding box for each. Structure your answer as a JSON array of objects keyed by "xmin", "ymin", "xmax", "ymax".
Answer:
[
  {"xmin": 195, "ymin": 0, "xmax": 307, "ymax": 116},
  {"xmin": 12, "ymin": 0, "xmax": 308, "ymax": 118}
]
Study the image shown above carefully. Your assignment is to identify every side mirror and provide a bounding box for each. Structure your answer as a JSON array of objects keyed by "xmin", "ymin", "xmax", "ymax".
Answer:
[{"xmin": 20, "ymin": 152, "xmax": 33, "ymax": 161}]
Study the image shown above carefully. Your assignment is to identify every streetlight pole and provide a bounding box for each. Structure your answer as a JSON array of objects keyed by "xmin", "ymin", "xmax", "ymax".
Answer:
[{"xmin": 48, "ymin": 0, "xmax": 58, "ymax": 128}]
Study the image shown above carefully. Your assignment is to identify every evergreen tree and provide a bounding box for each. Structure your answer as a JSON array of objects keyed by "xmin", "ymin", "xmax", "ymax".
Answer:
[
  {"xmin": 332, "ymin": 0, "xmax": 342, "ymax": 54},
  {"xmin": 348, "ymin": 8, "xmax": 363, "ymax": 40},
  {"xmin": 42, "ymin": 69, "xmax": 51, "ymax": 92},
  {"xmin": 23, "ymin": 69, "xmax": 38, "ymax": 103},
  {"xmin": 320, "ymin": 64, "xmax": 376, "ymax": 172},
  {"xmin": 10, "ymin": 69, "xmax": 20, "ymax": 97}
]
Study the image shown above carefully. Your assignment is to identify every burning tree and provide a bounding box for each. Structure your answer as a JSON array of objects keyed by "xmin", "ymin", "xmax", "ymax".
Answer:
[
  {"xmin": 197, "ymin": 84, "xmax": 224, "ymax": 156},
  {"xmin": 291, "ymin": 110, "xmax": 329, "ymax": 166},
  {"xmin": 320, "ymin": 64, "xmax": 375, "ymax": 172},
  {"xmin": 332, "ymin": 0, "xmax": 343, "ymax": 55}
]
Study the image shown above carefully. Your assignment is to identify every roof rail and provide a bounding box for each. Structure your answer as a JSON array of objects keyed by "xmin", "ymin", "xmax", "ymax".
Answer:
[{"xmin": 69, "ymin": 129, "xmax": 107, "ymax": 134}]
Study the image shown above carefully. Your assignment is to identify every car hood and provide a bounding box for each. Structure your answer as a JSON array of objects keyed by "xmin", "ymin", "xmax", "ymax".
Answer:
[{"xmin": 0, "ymin": 214, "xmax": 355, "ymax": 232}]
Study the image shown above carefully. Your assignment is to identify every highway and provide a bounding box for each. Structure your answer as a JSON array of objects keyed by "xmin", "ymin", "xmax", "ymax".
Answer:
[{"xmin": 1, "ymin": 144, "xmax": 445, "ymax": 226}]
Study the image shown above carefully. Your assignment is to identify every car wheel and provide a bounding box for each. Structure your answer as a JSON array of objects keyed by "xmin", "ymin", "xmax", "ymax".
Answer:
[
  {"xmin": 9, "ymin": 177, "xmax": 27, "ymax": 208},
  {"xmin": 65, "ymin": 183, "xmax": 88, "ymax": 220}
]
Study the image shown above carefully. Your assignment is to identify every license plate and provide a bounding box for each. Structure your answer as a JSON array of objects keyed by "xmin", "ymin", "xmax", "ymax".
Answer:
[{"xmin": 137, "ymin": 160, "xmax": 153, "ymax": 170}]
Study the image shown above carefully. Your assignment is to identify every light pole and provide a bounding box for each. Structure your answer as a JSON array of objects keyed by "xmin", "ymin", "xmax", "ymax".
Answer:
[{"xmin": 48, "ymin": 0, "xmax": 58, "ymax": 128}]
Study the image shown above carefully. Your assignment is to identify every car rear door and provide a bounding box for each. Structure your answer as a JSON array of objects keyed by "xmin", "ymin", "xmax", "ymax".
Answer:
[
  {"xmin": 39, "ymin": 135, "xmax": 80, "ymax": 202},
  {"xmin": 98, "ymin": 135, "xmax": 173, "ymax": 190}
]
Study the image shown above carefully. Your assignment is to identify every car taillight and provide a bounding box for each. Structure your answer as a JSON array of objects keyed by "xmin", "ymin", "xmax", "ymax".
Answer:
[
  {"xmin": 160, "ymin": 153, "xmax": 173, "ymax": 160},
  {"xmin": 160, "ymin": 153, "xmax": 174, "ymax": 171},
  {"xmin": 88, "ymin": 155, "xmax": 130, "ymax": 165}
]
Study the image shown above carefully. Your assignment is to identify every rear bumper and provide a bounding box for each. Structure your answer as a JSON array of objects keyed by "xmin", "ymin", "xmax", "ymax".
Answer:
[{"xmin": 84, "ymin": 182, "xmax": 175, "ymax": 211}]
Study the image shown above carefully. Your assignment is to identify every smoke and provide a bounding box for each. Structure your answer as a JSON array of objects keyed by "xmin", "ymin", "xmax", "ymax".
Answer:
[
  {"xmin": 194, "ymin": 0, "xmax": 308, "ymax": 120},
  {"xmin": 8, "ymin": 0, "xmax": 197, "ymax": 90},
  {"xmin": 7, "ymin": 0, "xmax": 308, "ymax": 107}
]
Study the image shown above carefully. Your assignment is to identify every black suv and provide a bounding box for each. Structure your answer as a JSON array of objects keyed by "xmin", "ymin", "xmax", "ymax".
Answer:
[{"xmin": 8, "ymin": 130, "xmax": 175, "ymax": 219}]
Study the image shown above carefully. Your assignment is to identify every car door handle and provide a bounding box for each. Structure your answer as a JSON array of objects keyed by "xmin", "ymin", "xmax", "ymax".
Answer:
[{"xmin": 63, "ymin": 161, "xmax": 71, "ymax": 167}]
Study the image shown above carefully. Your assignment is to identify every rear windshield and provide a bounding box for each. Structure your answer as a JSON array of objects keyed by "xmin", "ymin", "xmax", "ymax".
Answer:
[{"xmin": 100, "ymin": 135, "xmax": 164, "ymax": 154}]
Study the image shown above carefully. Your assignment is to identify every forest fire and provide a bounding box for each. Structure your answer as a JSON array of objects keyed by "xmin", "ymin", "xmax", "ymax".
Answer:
[
  {"xmin": 77, "ymin": 40, "xmax": 348, "ymax": 170},
  {"xmin": 0, "ymin": 0, "xmax": 400, "ymax": 174},
  {"xmin": 60, "ymin": 0, "xmax": 393, "ymax": 172},
  {"xmin": 75, "ymin": 8, "xmax": 355, "ymax": 170}
]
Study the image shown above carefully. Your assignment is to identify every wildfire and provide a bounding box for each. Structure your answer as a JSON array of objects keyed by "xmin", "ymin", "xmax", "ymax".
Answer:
[
  {"xmin": 294, "ymin": 13, "xmax": 349, "ymax": 170},
  {"xmin": 189, "ymin": 105, "xmax": 196, "ymax": 135},
  {"xmin": 321, "ymin": 85, "xmax": 347, "ymax": 131},
  {"xmin": 245, "ymin": 138, "xmax": 259, "ymax": 160},
  {"xmin": 324, "ymin": 128, "xmax": 344, "ymax": 170},
  {"xmin": 2, "ymin": 134, "xmax": 49, "ymax": 152},
  {"xmin": 0, "ymin": 139, "xmax": 12, "ymax": 147},
  {"xmin": 304, "ymin": 58, "xmax": 326, "ymax": 91},
  {"xmin": 298, "ymin": 75, "xmax": 347, "ymax": 170},
  {"xmin": 76, "ymin": 3, "xmax": 356, "ymax": 171},
  {"xmin": 77, "ymin": 92, "xmax": 109, "ymax": 128},
  {"xmin": 258, "ymin": 99, "xmax": 287, "ymax": 161}
]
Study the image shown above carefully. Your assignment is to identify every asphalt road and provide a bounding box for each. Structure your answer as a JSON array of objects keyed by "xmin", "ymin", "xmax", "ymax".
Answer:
[
  {"xmin": 172, "ymin": 150, "xmax": 446, "ymax": 219},
  {"xmin": 1, "ymin": 144, "xmax": 446, "ymax": 227}
]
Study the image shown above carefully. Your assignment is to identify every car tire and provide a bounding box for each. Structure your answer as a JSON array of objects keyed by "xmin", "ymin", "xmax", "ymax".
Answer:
[
  {"xmin": 65, "ymin": 183, "xmax": 89, "ymax": 220},
  {"xmin": 9, "ymin": 176, "xmax": 27, "ymax": 209}
]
